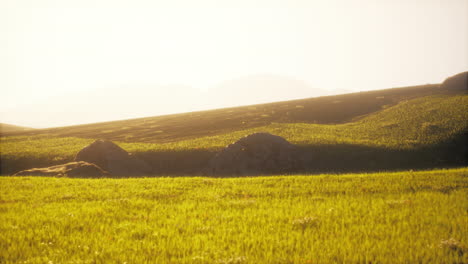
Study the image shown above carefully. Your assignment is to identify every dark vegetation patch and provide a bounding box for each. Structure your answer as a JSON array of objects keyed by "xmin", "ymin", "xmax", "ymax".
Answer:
[
  {"xmin": 2, "ymin": 130, "xmax": 465, "ymax": 176},
  {"xmin": 152, "ymin": 131, "xmax": 467, "ymax": 176},
  {"xmin": 208, "ymin": 133, "xmax": 302, "ymax": 176},
  {"xmin": 74, "ymin": 139, "xmax": 151, "ymax": 176}
]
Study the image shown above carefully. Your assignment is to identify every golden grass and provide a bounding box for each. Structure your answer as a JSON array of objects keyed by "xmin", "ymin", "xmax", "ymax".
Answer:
[{"xmin": 1, "ymin": 168, "xmax": 467, "ymax": 263}]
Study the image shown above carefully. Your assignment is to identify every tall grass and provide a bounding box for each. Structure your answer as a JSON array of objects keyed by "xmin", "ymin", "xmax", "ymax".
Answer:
[{"xmin": 1, "ymin": 168, "xmax": 467, "ymax": 263}]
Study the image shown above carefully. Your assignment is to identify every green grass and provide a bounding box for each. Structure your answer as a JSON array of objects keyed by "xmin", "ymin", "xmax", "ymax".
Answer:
[
  {"xmin": 1, "ymin": 168, "xmax": 467, "ymax": 263},
  {"xmin": 165, "ymin": 94, "xmax": 468, "ymax": 150}
]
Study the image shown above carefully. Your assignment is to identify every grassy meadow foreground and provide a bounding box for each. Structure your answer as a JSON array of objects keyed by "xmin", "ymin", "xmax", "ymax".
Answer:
[{"xmin": 1, "ymin": 168, "xmax": 467, "ymax": 263}]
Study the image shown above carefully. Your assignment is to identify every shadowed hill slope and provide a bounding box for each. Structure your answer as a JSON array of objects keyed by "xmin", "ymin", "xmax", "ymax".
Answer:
[{"xmin": 3, "ymin": 83, "xmax": 448, "ymax": 143}]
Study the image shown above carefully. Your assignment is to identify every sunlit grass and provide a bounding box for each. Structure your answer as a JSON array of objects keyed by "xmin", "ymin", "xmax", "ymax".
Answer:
[{"xmin": 1, "ymin": 168, "xmax": 467, "ymax": 263}]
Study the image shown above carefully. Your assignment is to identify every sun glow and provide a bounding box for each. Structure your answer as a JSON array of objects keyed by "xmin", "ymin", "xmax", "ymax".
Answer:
[{"xmin": 1, "ymin": 0, "xmax": 467, "ymax": 128}]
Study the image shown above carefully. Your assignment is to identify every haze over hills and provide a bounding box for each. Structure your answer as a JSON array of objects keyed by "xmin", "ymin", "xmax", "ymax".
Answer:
[
  {"xmin": 0, "ymin": 75, "xmax": 329, "ymax": 129},
  {"xmin": 0, "ymin": 123, "xmax": 33, "ymax": 133},
  {"xmin": 208, "ymin": 74, "xmax": 328, "ymax": 107}
]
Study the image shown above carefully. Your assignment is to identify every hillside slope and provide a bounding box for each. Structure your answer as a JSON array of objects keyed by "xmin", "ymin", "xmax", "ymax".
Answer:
[
  {"xmin": 2, "ymin": 72, "xmax": 467, "ymax": 176},
  {"xmin": 2, "ymin": 92, "xmax": 467, "ymax": 175},
  {"xmin": 3, "ymin": 84, "xmax": 447, "ymax": 143},
  {"xmin": 0, "ymin": 123, "xmax": 33, "ymax": 134}
]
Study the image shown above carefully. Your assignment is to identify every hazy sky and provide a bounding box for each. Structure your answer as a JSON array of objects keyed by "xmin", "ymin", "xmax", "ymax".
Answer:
[{"xmin": 1, "ymin": 0, "xmax": 467, "ymax": 128}]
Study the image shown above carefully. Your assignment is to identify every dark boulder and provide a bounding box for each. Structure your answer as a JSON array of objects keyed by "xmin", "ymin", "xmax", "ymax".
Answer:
[
  {"xmin": 75, "ymin": 140, "xmax": 151, "ymax": 176},
  {"xmin": 208, "ymin": 132, "xmax": 302, "ymax": 176},
  {"xmin": 13, "ymin": 161, "xmax": 109, "ymax": 178},
  {"xmin": 441, "ymin": 71, "xmax": 467, "ymax": 92}
]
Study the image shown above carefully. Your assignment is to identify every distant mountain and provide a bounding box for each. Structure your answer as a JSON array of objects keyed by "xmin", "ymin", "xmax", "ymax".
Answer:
[
  {"xmin": 0, "ymin": 123, "xmax": 33, "ymax": 133},
  {"xmin": 206, "ymin": 74, "xmax": 326, "ymax": 107}
]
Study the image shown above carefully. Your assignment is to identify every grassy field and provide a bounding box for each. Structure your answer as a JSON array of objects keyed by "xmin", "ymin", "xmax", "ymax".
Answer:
[
  {"xmin": 2, "ymin": 94, "xmax": 467, "ymax": 175},
  {"xmin": 1, "ymin": 168, "xmax": 467, "ymax": 263},
  {"xmin": 1, "ymin": 84, "xmax": 467, "ymax": 263}
]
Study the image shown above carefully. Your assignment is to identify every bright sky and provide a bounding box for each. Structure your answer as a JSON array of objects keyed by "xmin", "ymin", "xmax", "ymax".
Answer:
[{"xmin": 1, "ymin": 0, "xmax": 467, "ymax": 128}]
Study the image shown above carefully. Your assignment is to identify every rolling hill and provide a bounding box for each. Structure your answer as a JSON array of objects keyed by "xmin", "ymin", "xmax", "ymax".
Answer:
[
  {"xmin": 1, "ymin": 74, "xmax": 467, "ymax": 176},
  {"xmin": 2, "ymin": 83, "xmax": 449, "ymax": 143}
]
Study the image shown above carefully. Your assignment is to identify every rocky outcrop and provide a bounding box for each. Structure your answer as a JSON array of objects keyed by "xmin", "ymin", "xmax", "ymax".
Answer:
[
  {"xmin": 208, "ymin": 132, "xmax": 302, "ymax": 176},
  {"xmin": 13, "ymin": 161, "xmax": 109, "ymax": 178},
  {"xmin": 74, "ymin": 139, "xmax": 151, "ymax": 176},
  {"xmin": 441, "ymin": 71, "xmax": 467, "ymax": 92}
]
